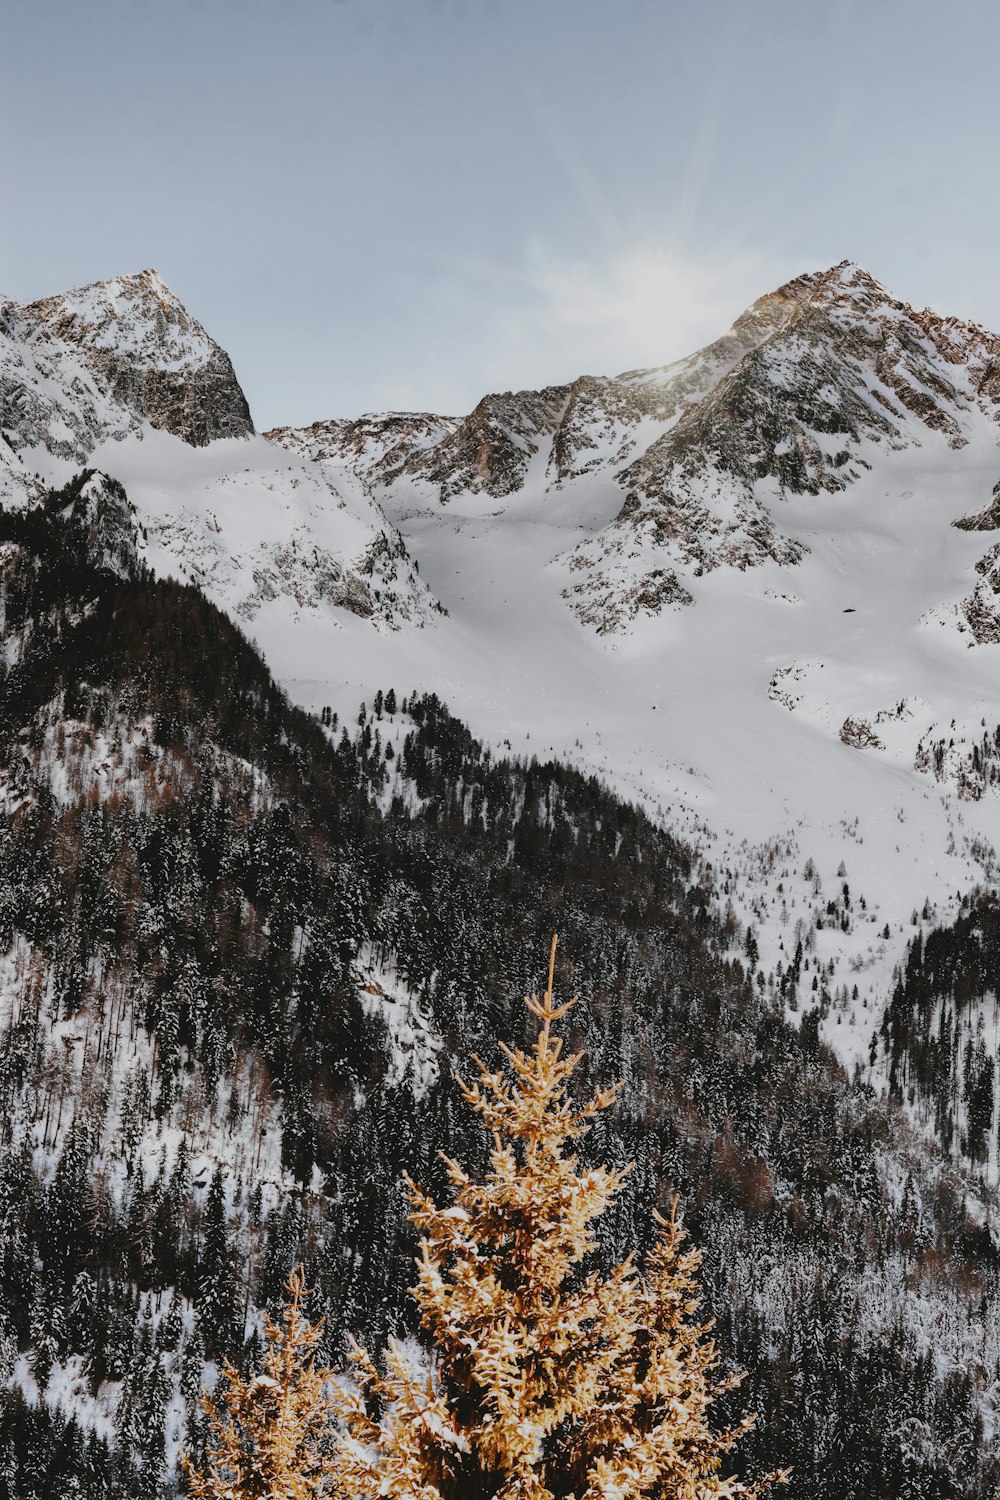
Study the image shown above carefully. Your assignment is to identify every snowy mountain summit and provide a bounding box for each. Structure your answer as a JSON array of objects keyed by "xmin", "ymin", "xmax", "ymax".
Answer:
[
  {"xmin": 1, "ymin": 268, "xmax": 253, "ymax": 487},
  {"xmin": 564, "ymin": 261, "xmax": 1000, "ymax": 632}
]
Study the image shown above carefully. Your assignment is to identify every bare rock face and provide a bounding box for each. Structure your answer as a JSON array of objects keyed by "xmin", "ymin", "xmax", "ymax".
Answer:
[
  {"xmin": 840, "ymin": 717, "xmax": 885, "ymax": 751},
  {"xmin": 1, "ymin": 269, "xmax": 253, "ymax": 465},
  {"xmin": 266, "ymin": 411, "xmax": 458, "ymax": 486},
  {"xmin": 953, "ymin": 480, "xmax": 1000, "ymax": 531},
  {"xmin": 402, "ymin": 385, "xmax": 571, "ymax": 500},
  {"xmin": 544, "ymin": 376, "xmax": 644, "ymax": 486},
  {"xmin": 958, "ymin": 542, "xmax": 1000, "ymax": 644},
  {"xmin": 563, "ymin": 554, "xmax": 692, "ymax": 634}
]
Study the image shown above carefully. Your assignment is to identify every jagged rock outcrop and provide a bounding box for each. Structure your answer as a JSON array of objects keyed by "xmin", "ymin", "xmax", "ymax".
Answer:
[
  {"xmin": 562, "ymin": 557, "xmax": 692, "ymax": 634},
  {"xmin": 267, "ymin": 282, "xmax": 802, "ymax": 502},
  {"xmin": 954, "ymin": 479, "xmax": 1000, "ymax": 531},
  {"xmin": 959, "ymin": 541, "xmax": 1000, "ymax": 643},
  {"xmin": 840, "ymin": 717, "xmax": 885, "ymax": 750},
  {"xmin": 401, "ymin": 385, "xmax": 571, "ymax": 500},
  {"xmin": 267, "ymin": 410, "xmax": 458, "ymax": 486}
]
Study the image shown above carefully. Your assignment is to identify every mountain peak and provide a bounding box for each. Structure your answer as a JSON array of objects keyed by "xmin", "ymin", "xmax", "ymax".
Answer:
[
  {"xmin": 16, "ymin": 267, "xmax": 221, "ymax": 371},
  {"xmin": 733, "ymin": 260, "xmax": 892, "ymax": 340},
  {"xmin": 562, "ymin": 256, "xmax": 1000, "ymax": 632},
  {"xmin": 4, "ymin": 267, "xmax": 254, "ymax": 451}
]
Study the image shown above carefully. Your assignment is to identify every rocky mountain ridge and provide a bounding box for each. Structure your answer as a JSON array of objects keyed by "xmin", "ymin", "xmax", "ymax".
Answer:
[
  {"xmin": 269, "ymin": 261, "xmax": 1000, "ymax": 639},
  {"xmin": 265, "ymin": 270, "xmax": 804, "ymax": 504}
]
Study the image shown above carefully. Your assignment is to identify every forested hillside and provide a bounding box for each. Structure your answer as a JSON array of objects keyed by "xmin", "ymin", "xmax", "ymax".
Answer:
[
  {"xmin": 882, "ymin": 900, "xmax": 1000, "ymax": 1168},
  {"xmin": 0, "ymin": 477, "xmax": 995, "ymax": 1498}
]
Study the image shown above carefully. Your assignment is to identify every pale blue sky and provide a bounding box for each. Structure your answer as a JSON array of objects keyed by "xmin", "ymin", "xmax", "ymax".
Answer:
[{"xmin": 4, "ymin": 0, "xmax": 1000, "ymax": 426}]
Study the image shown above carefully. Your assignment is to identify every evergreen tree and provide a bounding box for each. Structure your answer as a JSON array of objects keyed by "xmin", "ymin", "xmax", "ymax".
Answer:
[
  {"xmin": 334, "ymin": 937, "xmax": 786, "ymax": 1500},
  {"xmin": 198, "ymin": 1166, "xmax": 241, "ymax": 1361},
  {"xmin": 184, "ymin": 1268, "xmax": 339, "ymax": 1499}
]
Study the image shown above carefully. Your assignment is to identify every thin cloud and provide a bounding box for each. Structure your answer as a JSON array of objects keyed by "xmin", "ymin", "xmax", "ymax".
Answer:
[
  {"xmin": 380, "ymin": 240, "xmax": 798, "ymax": 414},
  {"xmin": 504, "ymin": 240, "xmax": 792, "ymax": 377}
]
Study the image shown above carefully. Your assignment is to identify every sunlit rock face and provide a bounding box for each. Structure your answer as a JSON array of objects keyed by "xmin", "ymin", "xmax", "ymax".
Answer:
[{"xmin": 267, "ymin": 410, "xmax": 460, "ymax": 487}]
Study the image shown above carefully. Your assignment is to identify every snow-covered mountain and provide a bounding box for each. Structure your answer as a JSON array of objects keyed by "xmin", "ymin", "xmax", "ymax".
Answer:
[
  {"xmin": 0, "ymin": 269, "xmax": 253, "ymax": 479},
  {"xmin": 269, "ymin": 260, "xmax": 1000, "ymax": 632},
  {"xmin": 260, "ymin": 262, "xmax": 1000, "ymax": 1139},
  {"xmin": 564, "ymin": 261, "xmax": 1000, "ymax": 632}
]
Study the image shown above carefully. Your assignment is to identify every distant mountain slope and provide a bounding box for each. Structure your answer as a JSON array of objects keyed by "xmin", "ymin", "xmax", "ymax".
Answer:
[{"xmin": 88, "ymin": 431, "xmax": 444, "ymax": 633}]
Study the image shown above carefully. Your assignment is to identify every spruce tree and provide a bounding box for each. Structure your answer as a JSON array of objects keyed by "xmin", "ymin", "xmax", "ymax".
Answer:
[
  {"xmin": 334, "ymin": 937, "xmax": 785, "ymax": 1500},
  {"xmin": 198, "ymin": 1166, "xmax": 241, "ymax": 1361},
  {"xmin": 184, "ymin": 1268, "xmax": 338, "ymax": 1499}
]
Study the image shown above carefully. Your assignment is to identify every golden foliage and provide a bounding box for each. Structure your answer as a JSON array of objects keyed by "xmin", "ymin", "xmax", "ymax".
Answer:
[
  {"xmin": 184, "ymin": 1267, "xmax": 339, "ymax": 1499},
  {"xmin": 333, "ymin": 935, "xmax": 787, "ymax": 1500}
]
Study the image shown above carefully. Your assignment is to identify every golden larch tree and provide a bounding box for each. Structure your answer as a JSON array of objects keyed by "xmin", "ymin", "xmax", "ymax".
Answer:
[
  {"xmin": 184, "ymin": 1267, "xmax": 339, "ymax": 1499},
  {"xmin": 333, "ymin": 936, "xmax": 785, "ymax": 1500}
]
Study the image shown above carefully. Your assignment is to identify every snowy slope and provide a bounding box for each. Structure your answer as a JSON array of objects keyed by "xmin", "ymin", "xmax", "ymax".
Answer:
[{"xmin": 87, "ymin": 430, "xmax": 442, "ymax": 632}]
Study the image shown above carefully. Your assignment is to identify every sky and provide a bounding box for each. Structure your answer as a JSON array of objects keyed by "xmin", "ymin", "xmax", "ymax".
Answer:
[{"xmin": 4, "ymin": 0, "xmax": 1000, "ymax": 427}]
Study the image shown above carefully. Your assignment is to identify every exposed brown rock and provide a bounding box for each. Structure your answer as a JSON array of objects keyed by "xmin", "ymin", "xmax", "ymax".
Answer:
[
  {"xmin": 953, "ymin": 481, "xmax": 1000, "ymax": 531},
  {"xmin": 3, "ymin": 269, "xmax": 253, "ymax": 456},
  {"xmin": 840, "ymin": 717, "xmax": 885, "ymax": 750}
]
